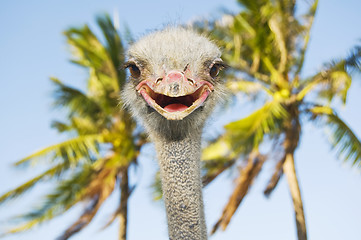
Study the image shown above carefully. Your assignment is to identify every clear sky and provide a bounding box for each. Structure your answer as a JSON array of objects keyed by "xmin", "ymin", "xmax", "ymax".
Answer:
[{"xmin": 1, "ymin": 0, "xmax": 361, "ymax": 240}]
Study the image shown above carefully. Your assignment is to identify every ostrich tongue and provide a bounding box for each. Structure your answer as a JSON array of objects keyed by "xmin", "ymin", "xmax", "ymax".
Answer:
[{"xmin": 164, "ymin": 103, "xmax": 189, "ymax": 112}]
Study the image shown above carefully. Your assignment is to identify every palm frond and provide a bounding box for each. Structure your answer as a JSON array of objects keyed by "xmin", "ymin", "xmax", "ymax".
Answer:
[
  {"xmin": 52, "ymin": 118, "xmax": 101, "ymax": 137},
  {"xmin": 237, "ymin": 0, "xmax": 270, "ymax": 12},
  {"xmin": 51, "ymin": 77, "xmax": 103, "ymax": 119},
  {"xmin": 317, "ymin": 68, "xmax": 351, "ymax": 104},
  {"xmin": 345, "ymin": 44, "xmax": 361, "ymax": 72},
  {"xmin": 70, "ymin": 117, "xmax": 100, "ymax": 135},
  {"xmin": 56, "ymin": 196, "xmax": 101, "ymax": 240},
  {"xmin": 51, "ymin": 120, "xmax": 72, "ymax": 133},
  {"xmin": 298, "ymin": 44, "xmax": 361, "ymax": 103},
  {"xmin": 202, "ymin": 100, "xmax": 286, "ymax": 169},
  {"xmin": 65, "ymin": 24, "xmax": 121, "ymax": 97},
  {"xmin": 204, "ymin": 4, "xmax": 276, "ymax": 83},
  {"xmin": 65, "ymin": 26, "xmax": 105, "ymax": 70},
  {"xmin": 0, "ymin": 163, "xmax": 66, "ymax": 204},
  {"xmin": 57, "ymin": 165, "xmax": 118, "ymax": 240},
  {"xmin": 294, "ymin": 0, "xmax": 319, "ymax": 76},
  {"xmin": 233, "ymin": 14, "xmax": 256, "ymax": 37},
  {"xmin": 211, "ymin": 151, "xmax": 266, "ymax": 234},
  {"xmin": 96, "ymin": 14, "xmax": 126, "ymax": 88},
  {"xmin": 297, "ymin": 62, "xmax": 352, "ymax": 103},
  {"xmin": 52, "ymin": 117, "xmax": 103, "ymax": 138},
  {"xmin": 202, "ymin": 157, "xmax": 236, "ymax": 187},
  {"xmin": 5, "ymin": 159, "xmax": 118, "ymax": 236},
  {"xmin": 225, "ymin": 100, "xmax": 287, "ymax": 151},
  {"xmin": 15, "ymin": 134, "xmax": 103, "ymax": 167},
  {"xmin": 268, "ymin": 13, "xmax": 287, "ymax": 74},
  {"xmin": 263, "ymin": 154, "xmax": 285, "ymax": 197},
  {"xmin": 309, "ymin": 105, "xmax": 361, "ymax": 167},
  {"xmin": 202, "ymin": 135, "xmax": 235, "ymax": 162},
  {"xmin": 4, "ymin": 166, "xmax": 94, "ymax": 235}
]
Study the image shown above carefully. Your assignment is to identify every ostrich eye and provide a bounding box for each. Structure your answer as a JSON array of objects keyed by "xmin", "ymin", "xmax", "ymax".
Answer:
[
  {"xmin": 209, "ymin": 64, "xmax": 220, "ymax": 78},
  {"xmin": 127, "ymin": 64, "xmax": 141, "ymax": 78}
]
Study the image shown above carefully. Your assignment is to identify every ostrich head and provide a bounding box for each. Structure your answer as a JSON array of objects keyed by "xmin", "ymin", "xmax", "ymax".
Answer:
[{"xmin": 123, "ymin": 28, "xmax": 225, "ymax": 140}]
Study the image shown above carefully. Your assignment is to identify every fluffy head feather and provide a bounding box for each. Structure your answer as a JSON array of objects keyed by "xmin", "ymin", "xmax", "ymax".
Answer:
[{"xmin": 122, "ymin": 27, "xmax": 226, "ymax": 140}]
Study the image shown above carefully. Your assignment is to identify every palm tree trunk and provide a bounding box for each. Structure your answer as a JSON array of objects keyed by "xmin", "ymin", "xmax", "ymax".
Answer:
[
  {"xmin": 119, "ymin": 167, "xmax": 129, "ymax": 240},
  {"xmin": 283, "ymin": 153, "xmax": 307, "ymax": 240}
]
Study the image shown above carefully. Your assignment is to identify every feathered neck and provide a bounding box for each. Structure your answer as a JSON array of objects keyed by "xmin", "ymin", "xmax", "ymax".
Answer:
[{"xmin": 152, "ymin": 130, "xmax": 207, "ymax": 240}]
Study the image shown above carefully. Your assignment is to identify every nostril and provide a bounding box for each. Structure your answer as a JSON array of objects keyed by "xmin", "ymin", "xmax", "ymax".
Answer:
[
  {"xmin": 187, "ymin": 78, "xmax": 195, "ymax": 85},
  {"xmin": 156, "ymin": 77, "xmax": 163, "ymax": 84}
]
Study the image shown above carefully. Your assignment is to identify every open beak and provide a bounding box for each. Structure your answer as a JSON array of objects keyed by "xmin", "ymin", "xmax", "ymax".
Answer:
[{"xmin": 136, "ymin": 72, "xmax": 213, "ymax": 120}]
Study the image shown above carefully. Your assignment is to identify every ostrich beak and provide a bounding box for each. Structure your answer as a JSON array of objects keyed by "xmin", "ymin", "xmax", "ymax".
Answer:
[{"xmin": 136, "ymin": 71, "xmax": 214, "ymax": 120}]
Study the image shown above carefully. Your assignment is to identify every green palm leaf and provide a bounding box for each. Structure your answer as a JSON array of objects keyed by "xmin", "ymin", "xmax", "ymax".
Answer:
[
  {"xmin": 52, "ymin": 117, "xmax": 101, "ymax": 135},
  {"xmin": 4, "ymin": 158, "xmax": 118, "ymax": 235},
  {"xmin": 345, "ymin": 45, "xmax": 361, "ymax": 72},
  {"xmin": 295, "ymin": 0, "xmax": 319, "ymax": 76},
  {"xmin": 225, "ymin": 100, "xmax": 287, "ymax": 150},
  {"xmin": 202, "ymin": 99, "xmax": 287, "ymax": 165},
  {"xmin": 51, "ymin": 120, "xmax": 72, "ymax": 133},
  {"xmin": 96, "ymin": 14, "xmax": 125, "ymax": 88},
  {"xmin": 65, "ymin": 26, "xmax": 106, "ymax": 70},
  {"xmin": 15, "ymin": 134, "xmax": 103, "ymax": 167},
  {"xmin": 4, "ymin": 165, "xmax": 94, "ymax": 235},
  {"xmin": 202, "ymin": 135, "xmax": 235, "ymax": 161},
  {"xmin": 0, "ymin": 163, "xmax": 65, "ymax": 204},
  {"xmin": 201, "ymin": 99, "xmax": 287, "ymax": 188},
  {"xmin": 297, "ymin": 67, "xmax": 351, "ymax": 104},
  {"xmin": 51, "ymin": 77, "xmax": 104, "ymax": 119},
  {"xmin": 309, "ymin": 106, "xmax": 361, "ymax": 167},
  {"xmin": 297, "ymin": 44, "xmax": 361, "ymax": 103},
  {"xmin": 202, "ymin": 156, "xmax": 236, "ymax": 187},
  {"xmin": 65, "ymin": 22, "xmax": 121, "ymax": 96}
]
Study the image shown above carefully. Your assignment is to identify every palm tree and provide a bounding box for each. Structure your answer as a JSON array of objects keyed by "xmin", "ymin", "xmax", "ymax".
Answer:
[
  {"xmin": 0, "ymin": 14, "xmax": 145, "ymax": 240},
  {"xmin": 196, "ymin": 1, "xmax": 361, "ymax": 239}
]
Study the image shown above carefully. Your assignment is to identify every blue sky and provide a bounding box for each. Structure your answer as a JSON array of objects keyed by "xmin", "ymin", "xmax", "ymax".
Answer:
[{"xmin": 1, "ymin": 0, "xmax": 361, "ymax": 240}]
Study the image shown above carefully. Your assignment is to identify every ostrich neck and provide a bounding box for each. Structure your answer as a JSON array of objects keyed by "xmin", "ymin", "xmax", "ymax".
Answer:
[{"xmin": 153, "ymin": 131, "xmax": 207, "ymax": 240}]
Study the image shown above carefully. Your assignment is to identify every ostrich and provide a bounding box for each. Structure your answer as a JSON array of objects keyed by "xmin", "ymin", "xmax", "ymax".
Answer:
[{"xmin": 123, "ymin": 27, "xmax": 226, "ymax": 240}]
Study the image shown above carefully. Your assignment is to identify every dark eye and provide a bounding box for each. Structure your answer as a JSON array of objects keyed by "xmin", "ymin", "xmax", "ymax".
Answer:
[
  {"xmin": 209, "ymin": 64, "xmax": 220, "ymax": 78},
  {"xmin": 128, "ymin": 64, "xmax": 141, "ymax": 78}
]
